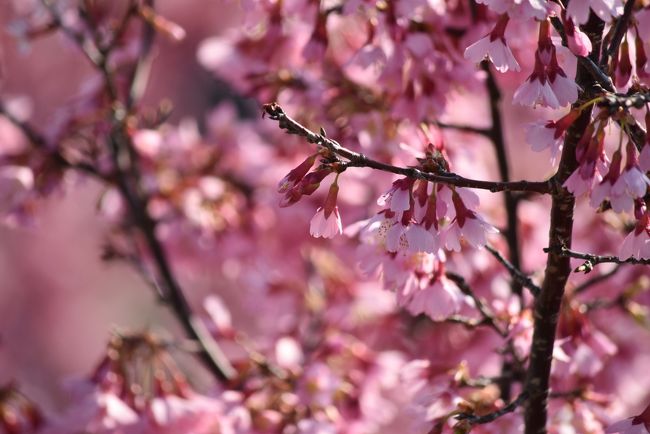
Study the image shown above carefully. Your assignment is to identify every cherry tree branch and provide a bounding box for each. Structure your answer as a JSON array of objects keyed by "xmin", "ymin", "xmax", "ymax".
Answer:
[
  {"xmin": 18, "ymin": 3, "xmax": 239, "ymax": 383},
  {"xmin": 523, "ymin": 14, "xmax": 605, "ymax": 434},
  {"xmin": 456, "ymin": 391, "xmax": 529, "ymax": 425},
  {"xmin": 446, "ymin": 272, "xmax": 507, "ymax": 336},
  {"xmin": 263, "ymin": 103, "xmax": 552, "ymax": 194},
  {"xmin": 550, "ymin": 15, "xmax": 646, "ymax": 150},
  {"xmin": 485, "ymin": 245, "xmax": 542, "ymax": 297},
  {"xmin": 432, "ymin": 120, "xmax": 492, "ymax": 136},
  {"xmin": 543, "ymin": 246, "xmax": 650, "ymax": 269},
  {"xmin": 482, "ymin": 64, "xmax": 525, "ymax": 305}
]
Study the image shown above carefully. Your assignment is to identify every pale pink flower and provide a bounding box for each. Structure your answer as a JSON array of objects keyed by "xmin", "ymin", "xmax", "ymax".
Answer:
[
  {"xmin": 464, "ymin": 15, "xmax": 520, "ymax": 73},
  {"xmin": 444, "ymin": 213, "xmax": 499, "ymax": 251},
  {"xmin": 564, "ymin": 165, "xmax": 602, "ymax": 197},
  {"xmin": 0, "ymin": 165, "xmax": 34, "ymax": 215},
  {"xmin": 590, "ymin": 149, "xmax": 624, "ymax": 211},
  {"xmin": 640, "ymin": 145, "xmax": 650, "ymax": 172},
  {"xmin": 611, "ymin": 166, "xmax": 650, "ymax": 209},
  {"xmin": 42, "ymin": 390, "xmax": 140, "ymax": 434},
  {"xmin": 310, "ymin": 206, "xmax": 343, "ymax": 239},
  {"xmin": 405, "ymin": 274, "xmax": 465, "ymax": 320},
  {"xmin": 377, "ymin": 178, "xmax": 414, "ymax": 216},
  {"xmin": 143, "ymin": 393, "xmax": 224, "ymax": 434},
  {"xmin": 525, "ymin": 110, "xmax": 580, "ymax": 164},
  {"xmin": 203, "ymin": 295, "xmax": 233, "ymax": 337},
  {"xmin": 514, "ymin": 79, "xmax": 560, "ymax": 108},
  {"xmin": 619, "ymin": 211, "xmax": 650, "ymax": 260},
  {"xmin": 476, "ymin": 0, "xmax": 550, "ymax": 20},
  {"xmin": 564, "ymin": 16, "xmax": 592, "ymax": 56},
  {"xmin": 275, "ymin": 336, "xmax": 304, "ymax": 370},
  {"xmin": 606, "ymin": 402, "xmax": 650, "ymax": 433},
  {"xmin": 404, "ymin": 224, "xmax": 438, "ymax": 254},
  {"xmin": 514, "ymin": 22, "xmax": 579, "ymax": 108},
  {"xmin": 132, "ymin": 129, "xmax": 163, "ymax": 158},
  {"xmin": 567, "ymin": 0, "xmax": 624, "ymax": 25}
]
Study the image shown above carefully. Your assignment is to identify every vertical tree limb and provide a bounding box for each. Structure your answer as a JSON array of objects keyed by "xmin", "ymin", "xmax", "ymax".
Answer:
[{"xmin": 523, "ymin": 14, "xmax": 605, "ymax": 434}]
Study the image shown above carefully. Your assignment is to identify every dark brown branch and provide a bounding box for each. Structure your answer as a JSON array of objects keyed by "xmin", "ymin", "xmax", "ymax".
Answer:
[
  {"xmin": 107, "ymin": 127, "xmax": 236, "ymax": 382},
  {"xmin": 432, "ymin": 120, "xmax": 491, "ymax": 136},
  {"xmin": 486, "ymin": 245, "xmax": 541, "ymax": 297},
  {"xmin": 456, "ymin": 392, "xmax": 529, "ymax": 425},
  {"xmin": 523, "ymin": 14, "xmax": 605, "ymax": 434},
  {"xmin": 543, "ymin": 246, "xmax": 650, "ymax": 268},
  {"xmin": 446, "ymin": 272, "xmax": 507, "ymax": 337},
  {"xmin": 263, "ymin": 103, "xmax": 552, "ymax": 194},
  {"xmin": 482, "ymin": 63, "xmax": 524, "ymax": 303},
  {"xmin": 9, "ymin": 6, "xmax": 238, "ymax": 383}
]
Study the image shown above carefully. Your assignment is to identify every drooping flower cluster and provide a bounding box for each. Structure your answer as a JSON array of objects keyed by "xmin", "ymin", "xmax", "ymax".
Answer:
[{"xmin": 513, "ymin": 20, "xmax": 579, "ymax": 109}]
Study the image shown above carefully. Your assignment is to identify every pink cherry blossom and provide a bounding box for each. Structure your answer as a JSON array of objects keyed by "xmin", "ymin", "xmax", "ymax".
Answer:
[
  {"xmin": 567, "ymin": 0, "xmax": 624, "ymax": 25},
  {"xmin": 404, "ymin": 272, "xmax": 465, "ymax": 320},
  {"xmin": 619, "ymin": 210, "xmax": 650, "ymax": 260},
  {"xmin": 310, "ymin": 206, "xmax": 343, "ymax": 239},
  {"xmin": 464, "ymin": 14, "xmax": 520, "ymax": 73},
  {"xmin": 310, "ymin": 181, "xmax": 343, "ymax": 239},
  {"xmin": 563, "ymin": 15, "xmax": 592, "ymax": 57},
  {"xmin": 514, "ymin": 21, "xmax": 579, "ymax": 108},
  {"xmin": 0, "ymin": 165, "xmax": 33, "ymax": 215},
  {"xmin": 606, "ymin": 403, "xmax": 650, "ymax": 434},
  {"xmin": 525, "ymin": 110, "xmax": 580, "ymax": 164}
]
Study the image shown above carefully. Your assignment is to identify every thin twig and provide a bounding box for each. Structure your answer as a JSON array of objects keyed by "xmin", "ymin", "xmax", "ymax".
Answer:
[
  {"xmin": 483, "ymin": 62, "xmax": 524, "ymax": 309},
  {"xmin": 485, "ymin": 245, "xmax": 541, "ymax": 297},
  {"xmin": 543, "ymin": 245, "xmax": 650, "ymax": 269},
  {"xmin": 456, "ymin": 392, "xmax": 529, "ymax": 424},
  {"xmin": 263, "ymin": 103, "xmax": 553, "ymax": 194},
  {"xmin": 446, "ymin": 271, "xmax": 507, "ymax": 336},
  {"xmin": 573, "ymin": 264, "xmax": 622, "ymax": 294},
  {"xmin": 431, "ymin": 120, "xmax": 491, "ymax": 136},
  {"xmin": 15, "ymin": 5, "xmax": 238, "ymax": 383},
  {"xmin": 0, "ymin": 101, "xmax": 102, "ymax": 177}
]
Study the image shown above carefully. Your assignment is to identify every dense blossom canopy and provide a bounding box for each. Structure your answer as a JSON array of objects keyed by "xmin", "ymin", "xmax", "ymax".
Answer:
[{"xmin": 1, "ymin": 0, "xmax": 650, "ymax": 433}]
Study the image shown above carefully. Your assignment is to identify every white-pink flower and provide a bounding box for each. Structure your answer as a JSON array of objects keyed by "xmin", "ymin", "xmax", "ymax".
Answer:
[
  {"xmin": 0, "ymin": 165, "xmax": 34, "ymax": 214},
  {"xmin": 564, "ymin": 16, "xmax": 593, "ymax": 57},
  {"xmin": 567, "ymin": 0, "xmax": 624, "ymax": 25},
  {"xmin": 619, "ymin": 216, "xmax": 650, "ymax": 260},
  {"xmin": 606, "ymin": 402, "xmax": 650, "ymax": 433},
  {"xmin": 514, "ymin": 22, "xmax": 579, "ymax": 108},
  {"xmin": 464, "ymin": 15, "xmax": 520, "ymax": 72},
  {"xmin": 445, "ymin": 213, "xmax": 499, "ymax": 251},
  {"xmin": 310, "ymin": 181, "xmax": 343, "ymax": 239},
  {"xmin": 640, "ymin": 145, "xmax": 650, "ymax": 172},
  {"xmin": 405, "ymin": 275, "xmax": 465, "ymax": 321},
  {"xmin": 310, "ymin": 206, "xmax": 343, "ymax": 239}
]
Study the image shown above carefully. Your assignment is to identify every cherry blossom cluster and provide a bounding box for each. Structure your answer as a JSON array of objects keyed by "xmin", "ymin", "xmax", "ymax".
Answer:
[{"xmin": 3, "ymin": 0, "xmax": 650, "ymax": 433}]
